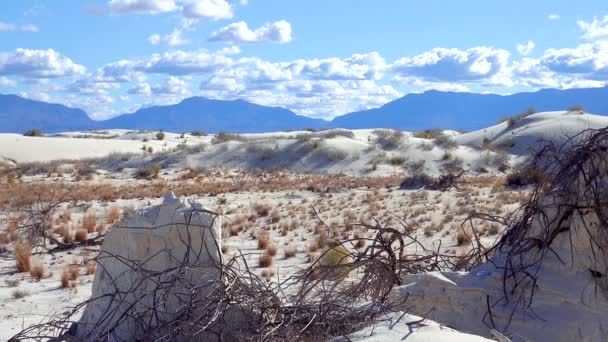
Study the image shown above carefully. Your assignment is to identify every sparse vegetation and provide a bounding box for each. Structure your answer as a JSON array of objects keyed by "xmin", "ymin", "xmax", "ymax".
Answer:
[
  {"xmin": 498, "ymin": 107, "xmax": 536, "ymax": 127},
  {"xmin": 506, "ymin": 165, "xmax": 545, "ymax": 187},
  {"xmin": 373, "ymin": 129, "xmax": 404, "ymax": 149},
  {"xmin": 23, "ymin": 129, "xmax": 44, "ymax": 137},
  {"xmin": 156, "ymin": 131, "xmax": 165, "ymax": 140}
]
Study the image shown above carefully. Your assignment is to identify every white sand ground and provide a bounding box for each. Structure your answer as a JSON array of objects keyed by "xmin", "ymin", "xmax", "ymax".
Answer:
[{"xmin": 1, "ymin": 111, "xmax": 607, "ymax": 340}]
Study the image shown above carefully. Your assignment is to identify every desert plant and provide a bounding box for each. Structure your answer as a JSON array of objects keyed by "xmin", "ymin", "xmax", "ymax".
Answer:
[
  {"xmin": 414, "ymin": 129, "xmax": 443, "ymax": 140},
  {"xmin": 505, "ymin": 166, "xmax": 545, "ymax": 187},
  {"xmin": 82, "ymin": 212, "xmax": 97, "ymax": 233},
  {"xmin": 567, "ymin": 104, "xmax": 585, "ymax": 113},
  {"xmin": 191, "ymin": 130, "xmax": 206, "ymax": 137},
  {"xmin": 107, "ymin": 205, "xmax": 121, "ymax": 224},
  {"xmin": 372, "ymin": 129, "xmax": 404, "ymax": 149},
  {"xmin": 30, "ymin": 259, "xmax": 45, "ymax": 281},
  {"xmin": 319, "ymin": 129, "xmax": 355, "ymax": 139},
  {"xmin": 433, "ymin": 134, "xmax": 458, "ymax": 150},
  {"xmin": 212, "ymin": 132, "xmax": 246, "ymax": 144},
  {"xmin": 74, "ymin": 228, "xmax": 88, "ymax": 241},
  {"xmin": 23, "ymin": 129, "xmax": 44, "ymax": 137},
  {"xmin": 156, "ymin": 131, "xmax": 165, "ymax": 141},
  {"xmin": 319, "ymin": 244, "xmax": 352, "ymax": 266},
  {"xmin": 15, "ymin": 241, "xmax": 32, "ymax": 273},
  {"xmin": 259, "ymin": 251, "xmax": 273, "ymax": 268}
]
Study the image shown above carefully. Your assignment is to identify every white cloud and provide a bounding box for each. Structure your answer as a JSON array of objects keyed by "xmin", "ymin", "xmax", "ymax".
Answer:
[
  {"xmin": 0, "ymin": 22, "xmax": 17, "ymax": 31},
  {"xmin": 128, "ymin": 82, "xmax": 152, "ymax": 96},
  {"xmin": 289, "ymin": 52, "xmax": 387, "ymax": 80},
  {"xmin": 516, "ymin": 41, "xmax": 535, "ymax": 56},
  {"xmin": 391, "ymin": 46, "xmax": 511, "ymax": 83},
  {"xmin": 151, "ymin": 76, "xmax": 190, "ymax": 95},
  {"xmin": 148, "ymin": 28, "xmax": 190, "ymax": 46},
  {"xmin": 540, "ymin": 41, "xmax": 608, "ymax": 78},
  {"xmin": 181, "ymin": 0, "xmax": 232, "ymax": 20},
  {"xmin": 578, "ymin": 16, "xmax": 608, "ymax": 41},
  {"xmin": 217, "ymin": 45, "xmax": 241, "ymax": 55},
  {"xmin": 0, "ymin": 76, "xmax": 16, "ymax": 87},
  {"xmin": 0, "ymin": 22, "xmax": 39, "ymax": 32},
  {"xmin": 209, "ymin": 20, "xmax": 292, "ymax": 44},
  {"xmin": 109, "ymin": 0, "xmax": 178, "ymax": 15},
  {"xmin": 548, "ymin": 13, "xmax": 560, "ymax": 20},
  {"xmin": 0, "ymin": 48, "xmax": 86, "ymax": 78}
]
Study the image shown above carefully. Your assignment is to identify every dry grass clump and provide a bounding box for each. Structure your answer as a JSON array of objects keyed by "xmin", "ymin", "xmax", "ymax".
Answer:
[
  {"xmin": 253, "ymin": 203, "xmax": 271, "ymax": 217},
  {"xmin": 61, "ymin": 224, "xmax": 73, "ymax": 244},
  {"xmin": 60, "ymin": 268, "xmax": 70, "ymax": 288},
  {"xmin": 30, "ymin": 259, "xmax": 45, "ymax": 281},
  {"xmin": 15, "ymin": 241, "xmax": 32, "ymax": 273},
  {"xmin": 261, "ymin": 269, "xmax": 275, "ymax": 282},
  {"xmin": 82, "ymin": 212, "xmax": 97, "ymax": 233},
  {"xmin": 284, "ymin": 245, "xmax": 297, "ymax": 259},
  {"xmin": 106, "ymin": 205, "xmax": 121, "ymax": 224},
  {"xmin": 266, "ymin": 244, "xmax": 278, "ymax": 257},
  {"xmin": 74, "ymin": 228, "xmax": 88, "ymax": 242},
  {"xmin": 62, "ymin": 263, "xmax": 80, "ymax": 288},
  {"xmin": 257, "ymin": 231, "xmax": 270, "ymax": 250},
  {"xmin": 86, "ymin": 261, "xmax": 96, "ymax": 275},
  {"xmin": 259, "ymin": 251, "xmax": 274, "ymax": 268},
  {"xmin": 269, "ymin": 208, "xmax": 281, "ymax": 223},
  {"xmin": 456, "ymin": 226, "xmax": 473, "ymax": 246}
]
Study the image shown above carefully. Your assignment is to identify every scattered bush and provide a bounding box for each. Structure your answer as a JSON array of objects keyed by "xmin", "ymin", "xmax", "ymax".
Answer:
[
  {"xmin": 30, "ymin": 259, "xmax": 45, "ymax": 281},
  {"xmin": 12, "ymin": 289, "xmax": 29, "ymax": 299},
  {"xmin": 505, "ymin": 166, "xmax": 545, "ymax": 187},
  {"xmin": 440, "ymin": 157, "xmax": 464, "ymax": 175},
  {"xmin": 74, "ymin": 228, "xmax": 88, "ymax": 241},
  {"xmin": 567, "ymin": 104, "xmax": 585, "ymax": 113},
  {"xmin": 499, "ymin": 107, "xmax": 536, "ymax": 127},
  {"xmin": 82, "ymin": 212, "xmax": 97, "ymax": 233},
  {"xmin": 320, "ymin": 244, "xmax": 352, "ymax": 266},
  {"xmin": 86, "ymin": 261, "xmax": 96, "ymax": 275},
  {"xmin": 407, "ymin": 160, "xmax": 426, "ymax": 174},
  {"xmin": 373, "ymin": 129, "xmax": 404, "ymax": 149},
  {"xmin": 23, "ymin": 129, "xmax": 44, "ymax": 137},
  {"xmin": 257, "ymin": 231, "xmax": 270, "ymax": 250},
  {"xmin": 135, "ymin": 164, "xmax": 161, "ymax": 179},
  {"xmin": 387, "ymin": 156, "xmax": 407, "ymax": 166},
  {"xmin": 15, "ymin": 241, "xmax": 32, "ymax": 273},
  {"xmin": 156, "ymin": 131, "xmax": 165, "ymax": 141},
  {"xmin": 247, "ymin": 144, "xmax": 278, "ymax": 161},
  {"xmin": 106, "ymin": 205, "xmax": 121, "ymax": 224},
  {"xmin": 399, "ymin": 173, "xmax": 435, "ymax": 190},
  {"xmin": 456, "ymin": 226, "xmax": 473, "ymax": 246},
  {"xmin": 433, "ymin": 134, "xmax": 458, "ymax": 150},
  {"xmin": 212, "ymin": 132, "xmax": 246, "ymax": 144},
  {"xmin": 485, "ymin": 151, "xmax": 510, "ymax": 172},
  {"xmin": 284, "ymin": 246, "xmax": 297, "ymax": 259},
  {"xmin": 319, "ymin": 129, "xmax": 355, "ymax": 139},
  {"xmin": 414, "ymin": 129, "xmax": 443, "ymax": 140},
  {"xmin": 191, "ymin": 130, "xmax": 206, "ymax": 137},
  {"xmin": 317, "ymin": 145, "xmax": 348, "ymax": 161},
  {"xmin": 259, "ymin": 251, "xmax": 274, "ymax": 268}
]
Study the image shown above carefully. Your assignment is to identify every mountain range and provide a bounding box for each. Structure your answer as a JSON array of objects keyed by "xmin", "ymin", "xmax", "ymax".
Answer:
[{"xmin": 2, "ymin": 87, "xmax": 608, "ymax": 133}]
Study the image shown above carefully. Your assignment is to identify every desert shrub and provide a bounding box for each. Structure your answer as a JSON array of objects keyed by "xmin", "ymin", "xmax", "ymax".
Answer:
[
  {"xmin": 505, "ymin": 166, "xmax": 545, "ymax": 187},
  {"xmin": 387, "ymin": 156, "xmax": 407, "ymax": 166},
  {"xmin": 212, "ymin": 132, "xmax": 246, "ymax": 144},
  {"xmin": 482, "ymin": 137, "xmax": 493, "ymax": 150},
  {"xmin": 156, "ymin": 131, "xmax": 165, "ymax": 141},
  {"xmin": 30, "ymin": 259, "xmax": 45, "ymax": 281},
  {"xmin": 247, "ymin": 144, "xmax": 278, "ymax": 161},
  {"xmin": 414, "ymin": 129, "xmax": 443, "ymax": 140},
  {"xmin": 407, "ymin": 160, "xmax": 426, "ymax": 174},
  {"xmin": 441, "ymin": 151, "xmax": 452, "ymax": 161},
  {"xmin": 23, "ymin": 129, "xmax": 44, "ymax": 137},
  {"xmin": 399, "ymin": 173, "xmax": 435, "ymax": 190},
  {"xmin": 567, "ymin": 104, "xmax": 585, "ymax": 113},
  {"xmin": 433, "ymin": 134, "xmax": 458, "ymax": 150},
  {"xmin": 135, "ymin": 164, "xmax": 161, "ymax": 179},
  {"xmin": 373, "ymin": 129, "xmax": 404, "ymax": 149},
  {"xmin": 75, "ymin": 229, "xmax": 88, "ymax": 241},
  {"xmin": 257, "ymin": 231, "xmax": 270, "ymax": 250},
  {"xmin": 15, "ymin": 241, "xmax": 32, "ymax": 273},
  {"xmin": 486, "ymin": 151, "xmax": 510, "ymax": 172},
  {"xmin": 456, "ymin": 226, "xmax": 473, "ymax": 246},
  {"xmin": 259, "ymin": 251, "xmax": 273, "ymax": 268},
  {"xmin": 284, "ymin": 246, "xmax": 297, "ymax": 259},
  {"xmin": 253, "ymin": 203, "xmax": 271, "ymax": 217},
  {"xmin": 317, "ymin": 145, "xmax": 348, "ymax": 161},
  {"xmin": 82, "ymin": 212, "xmax": 97, "ymax": 233},
  {"xmin": 320, "ymin": 244, "xmax": 352, "ymax": 266},
  {"xmin": 319, "ymin": 129, "xmax": 354, "ymax": 139},
  {"xmin": 12, "ymin": 289, "xmax": 29, "ymax": 299},
  {"xmin": 499, "ymin": 107, "xmax": 536, "ymax": 127},
  {"xmin": 441, "ymin": 157, "xmax": 464, "ymax": 175},
  {"xmin": 191, "ymin": 130, "xmax": 206, "ymax": 136}
]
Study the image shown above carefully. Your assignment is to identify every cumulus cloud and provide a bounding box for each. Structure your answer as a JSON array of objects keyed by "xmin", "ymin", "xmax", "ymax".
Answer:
[
  {"xmin": 578, "ymin": 16, "xmax": 608, "ymax": 41},
  {"xmin": 108, "ymin": 0, "xmax": 232, "ymax": 20},
  {"xmin": 128, "ymin": 82, "xmax": 152, "ymax": 96},
  {"xmin": 148, "ymin": 28, "xmax": 190, "ymax": 46},
  {"xmin": 516, "ymin": 41, "xmax": 535, "ymax": 56},
  {"xmin": 0, "ymin": 22, "xmax": 39, "ymax": 32},
  {"xmin": 209, "ymin": 20, "xmax": 292, "ymax": 44},
  {"xmin": 548, "ymin": 13, "xmax": 560, "ymax": 20},
  {"xmin": 540, "ymin": 41, "xmax": 608, "ymax": 79},
  {"xmin": 181, "ymin": 0, "xmax": 232, "ymax": 20},
  {"xmin": 391, "ymin": 47, "xmax": 510, "ymax": 83},
  {"xmin": 0, "ymin": 76, "xmax": 16, "ymax": 87},
  {"xmin": 0, "ymin": 48, "xmax": 86, "ymax": 78},
  {"xmin": 151, "ymin": 76, "xmax": 190, "ymax": 95}
]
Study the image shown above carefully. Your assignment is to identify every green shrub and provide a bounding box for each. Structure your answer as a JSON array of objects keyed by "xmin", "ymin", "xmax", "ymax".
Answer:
[
  {"xmin": 320, "ymin": 244, "xmax": 352, "ymax": 266},
  {"xmin": 212, "ymin": 132, "xmax": 246, "ymax": 144},
  {"xmin": 191, "ymin": 130, "xmax": 206, "ymax": 136},
  {"xmin": 433, "ymin": 134, "xmax": 458, "ymax": 150},
  {"xmin": 373, "ymin": 129, "xmax": 404, "ymax": 149},
  {"xmin": 156, "ymin": 131, "xmax": 165, "ymax": 141},
  {"xmin": 319, "ymin": 129, "xmax": 355, "ymax": 139}
]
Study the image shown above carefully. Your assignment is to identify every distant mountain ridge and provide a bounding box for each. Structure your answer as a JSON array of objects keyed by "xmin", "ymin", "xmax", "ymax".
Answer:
[
  {"xmin": 330, "ymin": 87, "xmax": 608, "ymax": 131},
  {"xmin": 2, "ymin": 87, "xmax": 608, "ymax": 133}
]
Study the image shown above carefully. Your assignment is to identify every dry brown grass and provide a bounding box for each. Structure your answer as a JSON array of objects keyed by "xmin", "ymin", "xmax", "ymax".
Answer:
[
  {"xmin": 69, "ymin": 264, "xmax": 80, "ymax": 282},
  {"xmin": 259, "ymin": 251, "xmax": 273, "ymax": 268},
  {"xmin": 61, "ymin": 224, "xmax": 73, "ymax": 244},
  {"xmin": 266, "ymin": 244, "xmax": 278, "ymax": 257},
  {"xmin": 74, "ymin": 228, "xmax": 88, "ymax": 242},
  {"xmin": 261, "ymin": 269, "xmax": 275, "ymax": 281},
  {"xmin": 15, "ymin": 241, "xmax": 31, "ymax": 273},
  {"xmin": 456, "ymin": 226, "xmax": 473, "ymax": 246},
  {"xmin": 30, "ymin": 259, "xmax": 45, "ymax": 281},
  {"xmin": 257, "ymin": 231, "xmax": 270, "ymax": 250},
  {"xmin": 82, "ymin": 212, "xmax": 97, "ymax": 233},
  {"xmin": 284, "ymin": 245, "xmax": 297, "ymax": 259},
  {"xmin": 106, "ymin": 205, "xmax": 121, "ymax": 225},
  {"xmin": 60, "ymin": 268, "xmax": 69, "ymax": 288},
  {"xmin": 86, "ymin": 261, "xmax": 96, "ymax": 275}
]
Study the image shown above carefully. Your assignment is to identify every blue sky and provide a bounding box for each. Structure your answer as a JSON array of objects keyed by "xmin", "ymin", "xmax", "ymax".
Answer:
[{"xmin": 1, "ymin": 1, "xmax": 608, "ymax": 120}]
